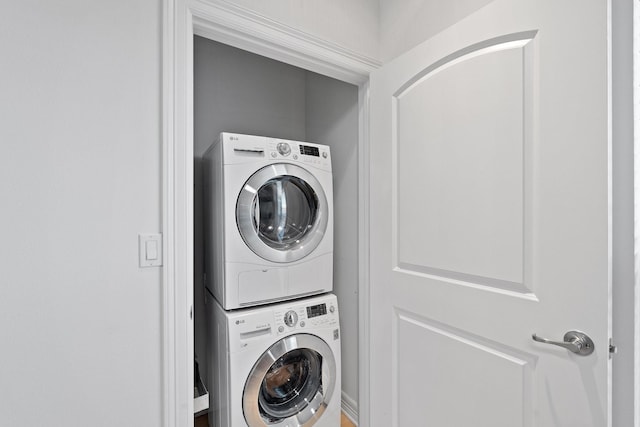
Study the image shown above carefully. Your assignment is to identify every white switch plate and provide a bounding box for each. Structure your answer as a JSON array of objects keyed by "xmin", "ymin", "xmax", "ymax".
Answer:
[{"xmin": 139, "ymin": 233, "xmax": 162, "ymax": 267}]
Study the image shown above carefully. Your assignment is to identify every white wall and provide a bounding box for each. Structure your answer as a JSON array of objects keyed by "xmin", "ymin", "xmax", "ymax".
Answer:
[
  {"xmin": 305, "ymin": 73, "xmax": 360, "ymax": 413},
  {"xmin": 0, "ymin": 1, "xmax": 162, "ymax": 426},
  {"xmin": 224, "ymin": 0, "xmax": 380, "ymax": 60},
  {"xmin": 378, "ymin": 0, "xmax": 493, "ymax": 61}
]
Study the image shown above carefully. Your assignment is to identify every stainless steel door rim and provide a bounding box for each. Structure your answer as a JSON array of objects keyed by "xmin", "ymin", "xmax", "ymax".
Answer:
[
  {"xmin": 243, "ymin": 334, "xmax": 337, "ymax": 427},
  {"xmin": 236, "ymin": 163, "xmax": 329, "ymax": 263}
]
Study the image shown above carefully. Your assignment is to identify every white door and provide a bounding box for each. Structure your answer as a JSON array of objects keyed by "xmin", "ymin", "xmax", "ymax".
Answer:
[{"xmin": 369, "ymin": 1, "xmax": 611, "ymax": 426}]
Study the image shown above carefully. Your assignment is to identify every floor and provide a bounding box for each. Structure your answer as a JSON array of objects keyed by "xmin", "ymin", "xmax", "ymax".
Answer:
[
  {"xmin": 341, "ymin": 412, "xmax": 357, "ymax": 427},
  {"xmin": 195, "ymin": 412, "xmax": 356, "ymax": 426}
]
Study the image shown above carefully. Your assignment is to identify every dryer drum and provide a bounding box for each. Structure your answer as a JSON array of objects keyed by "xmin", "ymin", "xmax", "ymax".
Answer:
[
  {"xmin": 253, "ymin": 176, "xmax": 319, "ymax": 250},
  {"xmin": 237, "ymin": 163, "xmax": 329, "ymax": 263}
]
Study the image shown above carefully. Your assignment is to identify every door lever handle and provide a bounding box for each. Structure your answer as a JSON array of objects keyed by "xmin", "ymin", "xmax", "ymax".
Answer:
[{"xmin": 532, "ymin": 330, "xmax": 594, "ymax": 356}]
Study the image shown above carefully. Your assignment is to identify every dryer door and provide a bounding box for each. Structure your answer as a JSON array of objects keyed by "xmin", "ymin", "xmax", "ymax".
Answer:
[
  {"xmin": 243, "ymin": 334, "xmax": 337, "ymax": 427},
  {"xmin": 236, "ymin": 163, "xmax": 329, "ymax": 263}
]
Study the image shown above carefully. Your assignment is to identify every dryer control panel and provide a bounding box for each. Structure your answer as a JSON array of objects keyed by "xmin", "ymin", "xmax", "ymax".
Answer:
[
  {"xmin": 274, "ymin": 298, "xmax": 338, "ymax": 335},
  {"xmin": 220, "ymin": 132, "xmax": 332, "ymax": 172},
  {"xmin": 266, "ymin": 138, "xmax": 331, "ymax": 172}
]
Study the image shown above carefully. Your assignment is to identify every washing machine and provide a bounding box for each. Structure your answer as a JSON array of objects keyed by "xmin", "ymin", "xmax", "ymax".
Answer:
[
  {"xmin": 203, "ymin": 132, "xmax": 333, "ymax": 310},
  {"xmin": 208, "ymin": 293, "xmax": 341, "ymax": 427}
]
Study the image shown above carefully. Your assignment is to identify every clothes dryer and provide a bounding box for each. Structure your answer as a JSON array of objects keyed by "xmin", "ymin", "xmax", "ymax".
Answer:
[
  {"xmin": 208, "ymin": 293, "xmax": 341, "ymax": 427},
  {"xmin": 204, "ymin": 133, "xmax": 333, "ymax": 310}
]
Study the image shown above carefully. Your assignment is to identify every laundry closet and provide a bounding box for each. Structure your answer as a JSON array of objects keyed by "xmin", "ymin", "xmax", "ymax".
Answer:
[{"xmin": 193, "ymin": 35, "xmax": 361, "ymax": 425}]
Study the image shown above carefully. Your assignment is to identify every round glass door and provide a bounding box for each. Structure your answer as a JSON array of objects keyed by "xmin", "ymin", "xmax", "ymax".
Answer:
[
  {"xmin": 259, "ymin": 348, "xmax": 322, "ymax": 421},
  {"xmin": 237, "ymin": 164, "xmax": 328, "ymax": 263},
  {"xmin": 243, "ymin": 334, "xmax": 336, "ymax": 427}
]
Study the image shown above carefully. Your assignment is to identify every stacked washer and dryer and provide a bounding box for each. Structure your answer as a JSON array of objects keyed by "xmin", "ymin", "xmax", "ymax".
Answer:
[{"xmin": 203, "ymin": 133, "xmax": 341, "ymax": 427}]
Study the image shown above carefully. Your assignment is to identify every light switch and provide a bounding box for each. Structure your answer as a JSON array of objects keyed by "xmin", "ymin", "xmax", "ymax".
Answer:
[
  {"xmin": 146, "ymin": 240, "xmax": 158, "ymax": 260},
  {"xmin": 139, "ymin": 233, "xmax": 162, "ymax": 267}
]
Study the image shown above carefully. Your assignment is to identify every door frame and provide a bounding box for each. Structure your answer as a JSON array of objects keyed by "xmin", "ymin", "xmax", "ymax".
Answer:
[
  {"xmin": 162, "ymin": 1, "xmax": 639, "ymax": 426},
  {"xmin": 613, "ymin": 0, "xmax": 639, "ymax": 425},
  {"xmin": 161, "ymin": 1, "xmax": 378, "ymax": 426}
]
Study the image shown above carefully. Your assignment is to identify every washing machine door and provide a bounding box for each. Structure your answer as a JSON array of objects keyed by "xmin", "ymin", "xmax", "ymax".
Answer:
[
  {"xmin": 236, "ymin": 163, "xmax": 329, "ymax": 263},
  {"xmin": 243, "ymin": 334, "xmax": 337, "ymax": 427}
]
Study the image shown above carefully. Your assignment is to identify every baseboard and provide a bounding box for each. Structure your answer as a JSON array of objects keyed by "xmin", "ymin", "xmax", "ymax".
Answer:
[{"xmin": 341, "ymin": 391, "xmax": 358, "ymax": 426}]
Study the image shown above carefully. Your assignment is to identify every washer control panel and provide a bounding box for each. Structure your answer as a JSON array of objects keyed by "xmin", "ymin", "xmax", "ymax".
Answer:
[
  {"xmin": 227, "ymin": 294, "xmax": 338, "ymax": 352},
  {"xmin": 274, "ymin": 297, "xmax": 338, "ymax": 335}
]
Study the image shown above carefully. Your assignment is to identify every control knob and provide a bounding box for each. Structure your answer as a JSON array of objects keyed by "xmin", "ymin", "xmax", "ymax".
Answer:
[
  {"xmin": 284, "ymin": 310, "xmax": 298, "ymax": 327},
  {"xmin": 277, "ymin": 142, "xmax": 291, "ymax": 157}
]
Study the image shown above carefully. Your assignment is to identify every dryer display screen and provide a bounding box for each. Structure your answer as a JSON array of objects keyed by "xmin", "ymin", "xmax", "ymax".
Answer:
[
  {"xmin": 306, "ymin": 304, "xmax": 327, "ymax": 318},
  {"xmin": 299, "ymin": 145, "xmax": 320, "ymax": 157}
]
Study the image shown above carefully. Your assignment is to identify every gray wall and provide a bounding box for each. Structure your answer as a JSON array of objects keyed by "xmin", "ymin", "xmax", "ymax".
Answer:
[
  {"xmin": 194, "ymin": 36, "xmax": 307, "ymax": 385},
  {"xmin": 193, "ymin": 36, "xmax": 360, "ymax": 411},
  {"xmin": 194, "ymin": 37, "xmax": 308, "ymax": 157},
  {"xmin": 0, "ymin": 1, "xmax": 162, "ymax": 425},
  {"xmin": 305, "ymin": 73, "xmax": 360, "ymax": 410}
]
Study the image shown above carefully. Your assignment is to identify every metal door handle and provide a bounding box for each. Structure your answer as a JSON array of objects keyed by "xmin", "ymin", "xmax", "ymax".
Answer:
[{"xmin": 531, "ymin": 330, "xmax": 594, "ymax": 356}]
